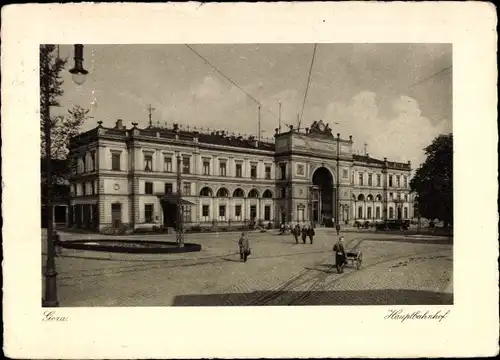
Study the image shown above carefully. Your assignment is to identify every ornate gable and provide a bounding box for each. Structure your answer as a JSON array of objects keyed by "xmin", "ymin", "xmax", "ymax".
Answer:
[{"xmin": 309, "ymin": 120, "xmax": 333, "ymax": 137}]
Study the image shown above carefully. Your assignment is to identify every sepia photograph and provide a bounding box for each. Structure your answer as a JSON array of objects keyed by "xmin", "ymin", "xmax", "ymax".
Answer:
[
  {"xmin": 3, "ymin": 3, "xmax": 497, "ymax": 359},
  {"xmin": 41, "ymin": 43, "xmax": 454, "ymax": 307}
]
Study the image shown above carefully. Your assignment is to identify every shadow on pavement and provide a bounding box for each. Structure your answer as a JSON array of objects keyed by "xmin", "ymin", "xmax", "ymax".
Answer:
[{"xmin": 172, "ymin": 289, "xmax": 453, "ymax": 306}]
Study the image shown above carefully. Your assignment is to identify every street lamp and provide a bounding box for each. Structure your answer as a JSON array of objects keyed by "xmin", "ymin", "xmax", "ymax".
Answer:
[
  {"xmin": 42, "ymin": 44, "xmax": 88, "ymax": 307},
  {"xmin": 69, "ymin": 44, "xmax": 88, "ymax": 85},
  {"xmin": 175, "ymin": 150, "xmax": 184, "ymax": 247}
]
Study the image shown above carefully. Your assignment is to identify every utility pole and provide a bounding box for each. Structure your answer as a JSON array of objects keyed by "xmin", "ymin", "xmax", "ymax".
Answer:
[
  {"xmin": 258, "ymin": 106, "xmax": 261, "ymax": 143},
  {"xmin": 278, "ymin": 102, "xmax": 282, "ymax": 133},
  {"xmin": 336, "ymin": 133, "xmax": 341, "ymax": 228},
  {"xmin": 147, "ymin": 104, "xmax": 156, "ymax": 128}
]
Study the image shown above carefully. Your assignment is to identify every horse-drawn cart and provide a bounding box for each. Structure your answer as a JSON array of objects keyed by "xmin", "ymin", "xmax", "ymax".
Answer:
[{"xmin": 336, "ymin": 250, "xmax": 363, "ymax": 273}]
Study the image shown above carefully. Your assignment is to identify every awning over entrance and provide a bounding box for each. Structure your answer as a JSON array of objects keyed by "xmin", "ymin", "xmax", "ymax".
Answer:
[{"xmin": 157, "ymin": 194, "xmax": 196, "ymax": 205}]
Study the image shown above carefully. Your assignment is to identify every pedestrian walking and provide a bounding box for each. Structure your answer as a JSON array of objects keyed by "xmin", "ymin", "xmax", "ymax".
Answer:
[
  {"xmin": 238, "ymin": 232, "xmax": 251, "ymax": 262},
  {"xmin": 308, "ymin": 224, "xmax": 315, "ymax": 244},
  {"xmin": 333, "ymin": 236, "xmax": 347, "ymax": 273},
  {"xmin": 292, "ymin": 224, "xmax": 301, "ymax": 244},
  {"xmin": 301, "ymin": 225, "xmax": 308, "ymax": 244},
  {"xmin": 336, "ymin": 223, "xmax": 341, "ymax": 236}
]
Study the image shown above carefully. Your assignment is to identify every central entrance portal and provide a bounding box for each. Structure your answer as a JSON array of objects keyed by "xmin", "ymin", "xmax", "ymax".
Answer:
[{"xmin": 311, "ymin": 167, "xmax": 335, "ymax": 226}]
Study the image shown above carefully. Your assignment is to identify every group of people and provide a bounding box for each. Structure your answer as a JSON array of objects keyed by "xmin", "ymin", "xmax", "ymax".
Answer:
[
  {"xmin": 238, "ymin": 224, "xmax": 348, "ymax": 272},
  {"xmin": 291, "ymin": 223, "xmax": 316, "ymax": 244}
]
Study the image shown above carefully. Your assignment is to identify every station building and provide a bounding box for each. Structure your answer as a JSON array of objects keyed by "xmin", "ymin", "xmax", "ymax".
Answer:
[{"xmin": 67, "ymin": 119, "xmax": 413, "ymax": 231}]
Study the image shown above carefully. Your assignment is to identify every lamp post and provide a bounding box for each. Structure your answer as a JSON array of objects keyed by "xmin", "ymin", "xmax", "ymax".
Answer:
[
  {"xmin": 175, "ymin": 151, "xmax": 184, "ymax": 247},
  {"xmin": 43, "ymin": 44, "xmax": 88, "ymax": 307},
  {"xmin": 69, "ymin": 44, "xmax": 89, "ymax": 85}
]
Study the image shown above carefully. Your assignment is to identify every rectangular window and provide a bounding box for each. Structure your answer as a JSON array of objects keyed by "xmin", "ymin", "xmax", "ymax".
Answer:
[
  {"xmin": 164, "ymin": 183, "xmax": 173, "ymax": 195},
  {"xmin": 375, "ymin": 206, "xmax": 381, "ymax": 219},
  {"xmin": 352, "ymin": 173, "xmax": 354, "ymax": 184},
  {"xmin": 250, "ymin": 164, "xmax": 257, "ymax": 178},
  {"xmin": 92, "ymin": 181, "xmax": 96, "ymax": 195},
  {"xmin": 359, "ymin": 173, "xmax": 364, "ymax": 186},
  {"xmin": 389, "ymin": 207, "xmax": 394, "ymax": 219},
  {"xmin": 377, "ymin": 174, "xmax": 381, "ymax": 187},
  {"xmin": 203, "ymin": 160, "xmax": 210, "ymax": 175},
  {"xmin": 235, "ymin": 205, "xmax": 242, "ymax": 218},
  {"xmin": 367, "ymin": 207, "xmax": 372, "ymax": 219},
  {"xmin": 90, "ymin": 152, "xmax": 96, "ymax": 171},
  {"xmin": 183, "ymin": 182, "xmax": 191, "ymax": 195},
  {"xmin": 164, "ymin": 157, "xmax": 172, "ymax": 172},
  {"xmin": 342, "ymin": 169, "xmax": 348, "ymax": 178},
  {"xmin": 396, "ymin": 175, "xmax": 401, "ymax": 187},
  {"xmin": 183, "ymin": 206, "xmax": 192, "ymax": 223},
  {"xmin": 297, "ymin": 206, "xmax": 305, "ymax": 222},
  {"xmin": 144, "ymin": 154, "xmax": 153, "ymax": 171},
  {"xmin": 250, "ymin": 205, "xmax": 257, "ymax": 220},
  {"xmin": 264, "ymin": 206, "xmax": 271, "ymax": 221},
  {"xmin": 202, "ymin": 205, "xmax": 209, "ymax": 218},
  {"xmin": 111, "ymin": 152, "xmax": 121, "ymax": 170},
  {"xmin": 265, "ymin": 166, "xmax": 271, "ymax": 179},
  {"xmin": 219, "ymin": 205, "xmax": 226, "ymax": 218},
  {"xmin": 404, "ymin": 207, "xmax": 408, "ymax": 219},
  {"xmin": 389, "ymin": 175, "xmax": 393, "ymax": 187},
  {"xmin": 281, "ymin": 187, "xmax": 286, "ymax": 198},
  {"xmin": 403, "ymin": 176, "xmax": 408, "ymax": 188},
  {"xmin": 145, "ymin": 204, "xmax": 154, "ymax": 223},
  {"xmin": 145, "ymin": 182, "xmax": 154, "ymax": 195},
  {"xmin": 182, "ymin": 157, "xmax": 190, "ymax": 174},
  {"xmin": 280, "ymin": 164, "xmax": 287, "ymax": 180},
  {"xmin": 219, "ymin": 162, "xmax": 227, "ymax": 176},
  {"xmin": 235, "ymin": 163, "xmax": 242, "ymax": 177},
  {"xmin": 368, "ymin": 174, "xmax": 372, "ymax": 186},
  {"xmin": 389, "ymin": 192, "xmax": 393, "ymax": 200}
]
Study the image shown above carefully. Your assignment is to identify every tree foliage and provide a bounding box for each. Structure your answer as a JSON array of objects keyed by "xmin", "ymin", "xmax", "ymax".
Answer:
[
  {"xmin": 40, "ymin": 45, "xmax": 90, "ymax": 183},
  {"xmin": 410, "ymin": 134, "xmax": 453, "ymax": 226}
]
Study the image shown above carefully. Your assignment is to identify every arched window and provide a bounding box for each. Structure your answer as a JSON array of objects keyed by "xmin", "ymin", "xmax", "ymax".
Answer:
[
  {"xmin": 366, "ymin": 194, "xmax": 374, "ymax": 201},
  {"xmin": 233, "ymin": 188, "xmax": 245, "ymax": 197},
  {"xmin": 262, "ymin": 189, "xmax": 273, "ymax": 198},
  {"xmin": 375, "ymin": 194, "xmax": 382, "ymax": 202},
  {"xmin": 248, "ymin": 189, "xmax": 259, "ymax": 198},
  {"xmin": 199, "ymin": 187, "xmax": 213, "ymax": 197},
  {"xmin": 216, "ymin": 188, "xmax": 229, "ymax": 197},
  {"xmin": 357, "ymin": 194, "xmax": 365, "ymax": 201}
]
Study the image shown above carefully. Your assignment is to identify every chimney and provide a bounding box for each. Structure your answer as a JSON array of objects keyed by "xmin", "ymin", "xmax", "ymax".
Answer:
[
  {"xmin": 115, "ymin": 119, "xmax": 124, "ymax": 129},
  {"xmin": 349, "ymin": 135, "xmax": 353, "ymax": 142},
  {"xmin": 289, "ymin": 125, "xmax": 294, "ymax": 131},
  {"xmin": 173, "ymin": 123, "xmax": 179, "ymax": 132},
  {"xmin": 193, "ymin": 131, "xmax": 199, "ymax": 143},
  {"xmin": 275, "ymin": 128, "xmax": 279, "ymax": 134},
  {"xmin": 221, "ymin": 131, "xmax": 225, "ymax": 137}
]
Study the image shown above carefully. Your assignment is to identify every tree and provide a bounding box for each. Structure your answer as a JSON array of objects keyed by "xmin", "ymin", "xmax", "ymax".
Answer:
[
  {"xmin": 410, "ymin": 134, "xmax": 453, "ymax": 227},
  {"xmin": 40, "ymin": 45, "xmax": 90, "ymax": 180}
]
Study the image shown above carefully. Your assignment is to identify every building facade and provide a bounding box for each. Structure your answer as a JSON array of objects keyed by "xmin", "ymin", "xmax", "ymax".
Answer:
[{"xmin": 68, "ymin": 119, "xmax": 413, "ymax": 231}]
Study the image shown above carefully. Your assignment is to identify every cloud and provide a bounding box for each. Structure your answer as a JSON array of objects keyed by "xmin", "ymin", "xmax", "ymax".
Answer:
[{"xmin": 321, "ymin": 92, "xmax": 448, "ymax": 169}]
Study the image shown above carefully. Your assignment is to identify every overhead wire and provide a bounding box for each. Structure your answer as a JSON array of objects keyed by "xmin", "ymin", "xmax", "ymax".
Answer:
[
  {"xmin": 184, "ymin": 44, "xmax": 279, "ymax": 122},
  {"xmin": 298, "ymin": 43, "xmax": 318, "ymax": 131},
  {"xmin": 409, "ymin": 65, "xmax": 452, "ymax": 89}
]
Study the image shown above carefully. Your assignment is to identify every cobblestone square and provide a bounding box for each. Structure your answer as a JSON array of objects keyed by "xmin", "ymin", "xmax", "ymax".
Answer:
[{"xmin": 43, "ymin": 229, "xmax": 453, "ymax": 306}]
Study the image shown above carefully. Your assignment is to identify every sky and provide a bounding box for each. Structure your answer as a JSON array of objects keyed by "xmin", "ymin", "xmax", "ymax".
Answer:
[{"xmin": 55, "ymin": 43, "xmax": 452, "ymax": 169}]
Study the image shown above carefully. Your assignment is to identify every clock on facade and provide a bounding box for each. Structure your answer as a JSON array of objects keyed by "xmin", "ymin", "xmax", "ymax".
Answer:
[{"xmin": 114, "ymin": 183, "xmax": 120, "ymax": 190}]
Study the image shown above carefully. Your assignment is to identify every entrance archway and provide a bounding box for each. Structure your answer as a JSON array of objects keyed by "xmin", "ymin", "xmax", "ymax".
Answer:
[{"xmin": 311, "ymin": 167, "xmax": 335, "ymax": 226}]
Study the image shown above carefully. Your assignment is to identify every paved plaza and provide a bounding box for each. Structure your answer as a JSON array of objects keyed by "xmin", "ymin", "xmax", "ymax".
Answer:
[{"xmin": 42, "ymin": 229, "xmax": 453, "ymax": 306}]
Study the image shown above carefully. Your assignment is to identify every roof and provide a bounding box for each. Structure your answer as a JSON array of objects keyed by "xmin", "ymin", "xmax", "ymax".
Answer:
[
  {"xmin": 353, "ymin": 154, "xmax": 410, "ymax": 170},
  {"xmin": 70, "ymin": 125, "xmax": 275, "ymax": 152}
]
